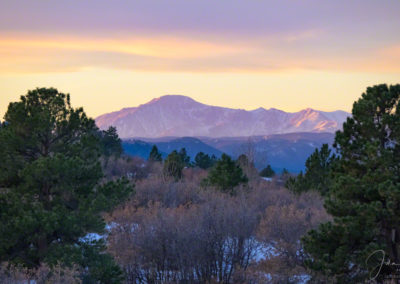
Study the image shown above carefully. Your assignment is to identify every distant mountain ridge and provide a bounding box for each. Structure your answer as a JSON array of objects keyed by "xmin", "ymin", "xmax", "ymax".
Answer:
[
  {"xmin": 96, "ymin": 95, "xmax": 349, "ymax": 138},
  {"xmin": 122, "ymin": 132, "xmax": 335, "ymax": 172},
  {"xmin": 123, "ymin": 137, "xmax": 222, "ymax": 161}
]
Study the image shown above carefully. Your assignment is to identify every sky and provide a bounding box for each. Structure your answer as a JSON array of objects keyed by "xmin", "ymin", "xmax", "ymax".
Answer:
[{"xmin": 1, "ymin": 0, "xmax": 400, "ymax": 118}]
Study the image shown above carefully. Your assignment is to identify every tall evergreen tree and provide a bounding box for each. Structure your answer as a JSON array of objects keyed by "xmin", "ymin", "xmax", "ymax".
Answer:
[
  {"xmin": 259, "ymin": 164, "xmax": 275, "ymax": 178},
  {"xmin": 204, "ymin": 153, "xmax": 248, "ymax": 193},
  {"xmin": 99, "ymin": 126, "xmax": 123, "ymax": 158},
  {"xmin": 0, "ymin": 88, "xmax": 132, "ymax": 282},
  {"xmin": 303, "ymin": 84, "xmax": 400, "ymax": 282},
  {"xmin": 210, "ymin": 154, "xmax": 217, "ymax": 166},
  {"xmin": 148, "ymin": 145, "xmax": 162, "ymax": 162},
  {"xmin": 286, "ymin": 144, "xmax": 336, "ymax": 196},
  {"xmin": 178, "ymin": 147, "xmax": 191, "ymax": 167},
  {"xmin": 163, "ymin": 150, "xmax": 184, "ymax": 180},
  {"xmin": 194, "ymin": 152, "xmax": 216, "ymax": 169}
]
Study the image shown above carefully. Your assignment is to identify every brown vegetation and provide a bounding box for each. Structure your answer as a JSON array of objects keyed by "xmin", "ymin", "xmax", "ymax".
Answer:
[
  {"xmin": 106, "ymin": 162, "xmax": 329, "ymax": 283},
  {"xmin": 0, "ymin": 263, "xmax": 81, "ymax": 284},
  {"xmin": 1, "ymin": 155, "xmax": 329, "ymax": 283}
]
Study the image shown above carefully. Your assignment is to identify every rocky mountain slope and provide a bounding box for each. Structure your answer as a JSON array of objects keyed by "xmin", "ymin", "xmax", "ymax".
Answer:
[{"xmin": 96, "ymin": 95, "xmax": 349, "ymax": 138}]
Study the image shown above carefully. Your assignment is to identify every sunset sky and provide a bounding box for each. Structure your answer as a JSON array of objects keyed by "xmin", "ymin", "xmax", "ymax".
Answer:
[{"xmin": 1, "ymin": 0, "xmax": 400, "ymax": 118}]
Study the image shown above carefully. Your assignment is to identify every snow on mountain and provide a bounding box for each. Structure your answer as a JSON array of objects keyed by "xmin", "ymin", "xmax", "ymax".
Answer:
[{"xmin": 95, "ymin": 95, "xmax": 350, "ymax": 138}]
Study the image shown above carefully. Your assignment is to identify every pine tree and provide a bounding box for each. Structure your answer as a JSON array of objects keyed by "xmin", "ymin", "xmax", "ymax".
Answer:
[
  {"xmin": 303, "ymin": 84, "xmax": 400, "ymax": 282},
  {"xmin": 178, "ymin": 147, "xmax": 191, "ymax": 167},
  {"xmin": 210, "ymin": 154, "xmax": 217, "ymax": 165},
  {"xmin": 259, "ymin": 164, "xmax": 275, "ymax": 178},
  {"xmin": 163, "ymin": 150, "xmax": 184, "ymax": 180},
  {"xmin": 286, "ymin": 144, "xmax": 335, "ymax": 196},
  {"xmin": 204, "ymin": 153, "xmax": 248, "ymax": 193},
  {"xmin": 0, "ymin": 88, "xmax": 133, "ymax": 282},
  {"xmin": 194, "ymin": 152, "xmax": 215, "ymax": 169},
  {"xmin": 148, "ymin": 145, "xmax": 162, "ymax": 162},
  {"xmin": 99, "ymin": 126, "xmax": 123, "ymax": 158}
]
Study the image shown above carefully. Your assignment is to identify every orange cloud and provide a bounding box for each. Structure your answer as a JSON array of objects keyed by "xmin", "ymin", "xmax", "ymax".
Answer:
[
  {"xmin": 0, "ymin": 34, "xmax": 247, "ymax": 59},
  {"xmin": 1, "ymin": 32, "xmax": 400, "ymax": 74}
]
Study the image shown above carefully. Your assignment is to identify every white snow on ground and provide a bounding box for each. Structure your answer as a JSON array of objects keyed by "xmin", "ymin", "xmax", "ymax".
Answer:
[{"xmin": 261, "ymin": 177, "xmax": 273, "ymax": 182}]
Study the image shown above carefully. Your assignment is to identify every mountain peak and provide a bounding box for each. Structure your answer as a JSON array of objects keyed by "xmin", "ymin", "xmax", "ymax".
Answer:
[
  {"xmin": 148, "ymin": 95, "xmax": 198, "ymax": 105},
  {"xmin": 301, "ymin": 107, "xmax": 316, "ymax": 113},
  {"xmin": 96, "ymin": 95, "xmax": 350, "ymax": 138},
  {"xmin": 252, "ymin": 107, "xmax": 266, "ymax": 112}
]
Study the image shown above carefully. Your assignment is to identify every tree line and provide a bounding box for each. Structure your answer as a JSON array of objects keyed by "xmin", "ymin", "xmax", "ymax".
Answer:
[{"xmin": 151, "ymin": 145, "xmax": 279, "ymax": 190}]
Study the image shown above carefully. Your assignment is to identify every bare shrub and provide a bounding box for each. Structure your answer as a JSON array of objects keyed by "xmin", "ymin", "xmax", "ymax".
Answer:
[
  {"xmin": 107, "ymin": 172, "xmax": 329, "ymax": 283},
  {"xmin": 182, "ymin": 167, "xmax": 208, "ymax": 184},
  {"xmin": 256, "ymin": 191, "xmax": 330, "ymax": 283},
  {"xmin": 102, "ymin": 156, "xmax": 150, "ymax": 181},
  {"xmin": 0, "ymin": 263, "xmax": 81, "ymax": 284},
  {"xmin": 108, "ymin": 189, "xmax": 264, "ymax": 283},
  {"xmin": 131, "ymin": 175, "xmax": 203, "ymax": 208}
]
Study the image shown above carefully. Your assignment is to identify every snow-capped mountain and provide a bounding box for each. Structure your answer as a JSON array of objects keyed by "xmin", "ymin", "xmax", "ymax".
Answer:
[{"xmin": 95, "ymin": 95, "xmax": 349, "ymax": 138}]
